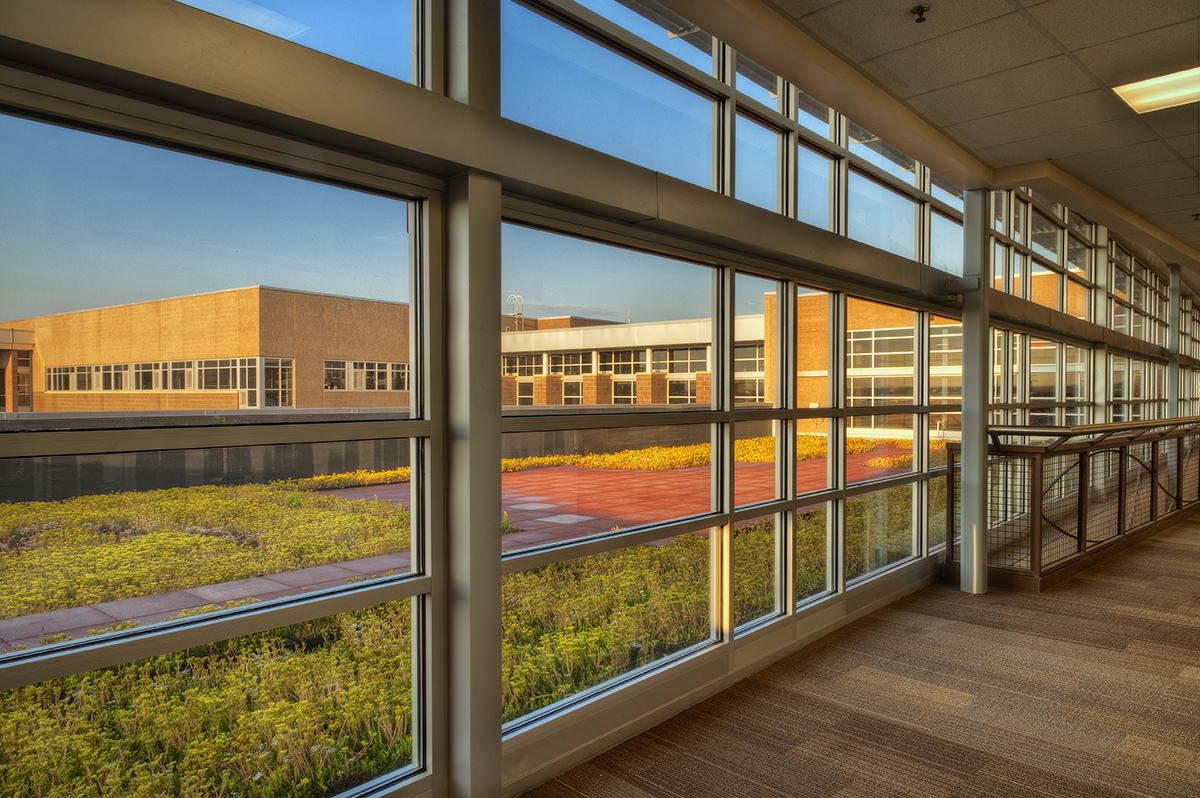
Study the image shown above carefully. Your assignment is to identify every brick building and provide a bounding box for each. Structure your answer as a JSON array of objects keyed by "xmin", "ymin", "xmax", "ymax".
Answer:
[{"xmin": 0, "ymin": 286, "xmax": 410, "ymax": 413}]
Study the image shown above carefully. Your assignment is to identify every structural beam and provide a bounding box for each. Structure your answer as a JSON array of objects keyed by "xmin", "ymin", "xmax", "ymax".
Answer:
[
  {"xmin": 960, "ymin": 189, "xmax": 990, "ymax": 594},
  {"xmin": 445, "ymin": 171, "xmax": 502, "ymax": 797}
]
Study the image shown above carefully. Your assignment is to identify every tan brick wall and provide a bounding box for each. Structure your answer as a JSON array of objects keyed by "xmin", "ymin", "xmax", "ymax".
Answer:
[
  {"xmin": 36, "ymin": 391, "xmax": 240, "ymax": 412},
  {"xmin": 1, "ymin": 351, "xmax": 11, "ymax": 412},
  {"xmin": 637, "ymin": 373, "xmax": 666, "ymax": 404},
  {"xmin": 500, "ymin": 375, "xmax": 518, "ymax": 405},
  {"xmin": 258, "ymin": 288, "xmax": 410, "ymax": 410},
  {"xmin": 695, "ymin": 371, "xmax": 712, "ymax": 405},
  {"xmin": 764, "ymin": 292, "xmax": 777, "ymax": 404},
  {"xmin": 583, "ymin": 373, "xmax": 612, "ymax": 404},
  {"xmin": 7, "ymin": 287, "xmax": 412, "ymax": 412},
  {"xmin": 534, "ymin": 374, "xmax": 562, "ymax": 405}
]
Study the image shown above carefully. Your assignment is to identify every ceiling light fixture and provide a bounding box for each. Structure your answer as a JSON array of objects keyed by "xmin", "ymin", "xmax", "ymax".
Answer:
[{"xmin": 1113, "ymin": 67, "xmax": 1200, "ymax": 114}]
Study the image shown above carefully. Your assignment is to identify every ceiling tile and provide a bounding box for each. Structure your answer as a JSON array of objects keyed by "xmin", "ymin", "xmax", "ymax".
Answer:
[
  {"xmin": 1166, "ymin": 133, "xmax": 1199, "ymax": 160},
  {"xmin": 1155, "ymin": 209, "xmax": 1200, "ymax": 227},
  {"xmin": 1139, "ymin": 104, "xmax": 1200, "ymax": 139},
  {"xmin": 1052, "ymin": 141, "xmax": 1179, "ymax": 176},
  {"xmin": 798, "ymin": 0, "xmax": 1011, "ymax": 63},
  {"xmin": 766, "ymin": 0, "xmax": 845, "ymax": 20},
  {"xmin": 1108, "ymin": 176, "xmax": 1198, "ymax": 203},
  {"xmin": 1133, "ymin": 194, "xmax": 1200, "ymax": 215},
  {"xmin": 907, "ymin": 56, "xmax": 1096, "ymax": 125},
  {"xmin": 1027, "ymin": 0, "xmax": 1197, "ymax": 52},
  {"xmin": 944, "ymin": 89, "xmax": 1130, "ymax": 152},
  {"xmin": 1073, "ymin": 19, "xmax": 1199, "ymax": 86},
  {"xmin": 977, "ymin": 118, "xmax": 1157, "ymax": 167},
  {"xmin": 863, "ymin": 13, "xmax": 1057, "ymax": 98},
  {"xmin": 1087, "ymin": 160, "xmax": 1198, "ymax": 192}
]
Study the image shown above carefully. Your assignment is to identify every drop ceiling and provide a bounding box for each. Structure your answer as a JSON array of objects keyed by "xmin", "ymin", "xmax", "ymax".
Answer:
[{"xmin": 702, "ymin": 0, "xmax": 1199, "ymax": 263}]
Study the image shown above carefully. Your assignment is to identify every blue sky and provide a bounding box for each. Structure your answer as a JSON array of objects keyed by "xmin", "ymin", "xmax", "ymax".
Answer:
[
  {"xmin": 0, "ymin": 114, "xmax": 410, "ymax": 322},
  {"xmin": 1, "ymin": 0, "xmax": 940, "ymax": 324}
]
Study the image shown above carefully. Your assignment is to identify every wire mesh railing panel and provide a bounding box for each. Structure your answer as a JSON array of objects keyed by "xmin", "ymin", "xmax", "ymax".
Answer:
[
  {"xmin": 987, "ymin": 456, "xmax": 1033, "ymax": 570},
  {"xmin": 1125, "ymin": 442, "xmax": 1153, "ymax": 532},
  {"xmin": 1041, "ymin": 454, "xmax": 1081, "ymax": 568},
  {"xmin": 949, "ymin": 453, "xmax": 961, "ymax": 562},
  {"xmin": 1086, "ymin": 449, "xmax": 1121, "ymax": 546},
  {"xmin": 1157, "ymin": 438, "xmax": 1178, "ymax": 517},
  {"xmin": 1183, "ymin": 435, "xmax": 1200, "ymax": 504}
]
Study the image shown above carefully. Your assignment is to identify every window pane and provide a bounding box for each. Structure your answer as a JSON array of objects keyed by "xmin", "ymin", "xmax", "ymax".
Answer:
[
  {"xmin": 502, "ymin": 532, "xmax": 711, "ymax": 722},
  {"xmin": 796, "ymin": 424, "xmax": 832, "ymax": 496},
  {"xmin": 1030, "ymin": 262, "xmax": 1059, "ymax": 310},
  {"xmin": 0, "ymin": 440, "xmax": 415, "ymax": 650},
  {"xmin": 1066, "ymin": 235, "xmax": 1090, "ymax": 279},
  {"xmin": 847, "ymin": 122, "xmax": 915, "ymax": 185},
  {"xmin": 845, "ymin": 484, "xmax": 914, "ymax": 582},
  {"xmin": 846, "ymin": 297, "xmax": 916, "ymax": 405},
  {"xmin": 502, "ymin": 0, "xmax": 713, "ymax": 188},
  {"xmin": 846, "ymin": 414, "xmax": 917, "ymax": 486},
  {"xmin": 930, "ymin": 212, "xmax": 964, "ymax": 276},
  {"xmin": 1066, "ymin": 277, "xmax": 1088, "ymax": 320},
  {"xmin": 735, "ymin": 54, "xmax": 779, "ymax": 111},
  {"xmin": 736, "ymin": 421, "xmax": 778, "ymax": 507},
  {"xmin": 502, "ymin": 225, "xmax": 712, "ymax": 413},
  {"xmin": 796, "ymin": 144, "xmax": 831, "ymax": 229},
  {"xmin": 574, "ymin": 0, "xmax": 713, "ymax": 74},
  {"xmin": 796, "ymin": 287, "xmax": 830, "ymax": 409},
  {"xmin": 2, "ymin": 599, "xmax": 414, "ymax": 796},
  {"xmin": 931, "ymin": 172, "xmax": 964, "ymax": 211},
  {"xmin": 795, "ymin": 504, "xmax": 828, "ymax": 601},
  {"xmin": 795, "ymin": 91, "xmax": 831, "ymax": 139},
  {"xmin": 848, "ymin": 172, "xmax": 916, "ymax": 259},
  {"xmin": 1031, "ymin": 208, "xmax": 1060, "ymax": 262},
  {"xmin": 178, "ymin": 0, "xmax": 414, "ymax": 82},
  {"xmin": 930, "ymin": 316, "xmax": 962, "ymax": 405},
  {"xmin": 1030, "ymin": 338, "xmax": 1058, "ymax": 401},
  {"xmin": 735, "ymin": 115, "xmax": 779, "ymax": 212},
  {"xmin": 500, "ymin": 425, "xmax": 713, "ymax": 552},
  {"xmin": 736, "ymin": 272, "xmax": 774, "ymax": 409},
  {"xmin": 734, "ymin": 514, "xmax": 776, "ymax": 629},
  {"xmin": 0, "ymin": 114, "xmax": 411, "ymax": 419}
]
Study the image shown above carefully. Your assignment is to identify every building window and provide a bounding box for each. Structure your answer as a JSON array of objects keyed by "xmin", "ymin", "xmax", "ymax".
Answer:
[
  {"xmin": 734, "ymin": 343, "xmax": 765, "ymax": 373},
  {"xmin": 653, "ymin": 347, "xmax": 707, "ymax": 374},
  {"xmin": 168, "ymin": 361, "xmax": 193, "ymax": 391},
  {"xmin": 197, "ymin": 359, "xmax": 236, "ymax": 390},
  {"xmin": 324, "ymin": 360, "xmax": 346, "ymax": 390},
  {"xmin": 613, "ymin": 380, "xmax": 636, "ymax": 404},
  {"xmin": 264, "ymin": 357, "xmax": 293, "ymax": 407},
  {"xmin": 598, "ymin": 350, "xmax": 646, "ymax": 375},
  {"xmin": 517, "ymin": 381, "xmax": 533, "ymax": 405},
  {"xmin": 391, "ymin": 363, "xmax": 410, "ymax": 391},
  {"xmin": 74, "ymin": 365, "xmax": 94, "ymax": 391},
  {"xmin": 503, "ymin": 353, "xmax": 542, "ymax": 376},
  {"xmin": 667, "ymin": 379, "xmax": 696, "ymax": 404},
  {"xmin": 563, "ymin": 381, "xmax": 582, "ymax": 405},
  {"xmin": 549, "ymin": 352, "xmax": 592, "ymax": 376}
]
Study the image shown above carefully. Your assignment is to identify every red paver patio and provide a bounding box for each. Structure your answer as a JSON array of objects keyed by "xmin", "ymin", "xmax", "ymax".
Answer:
[{"xmin": 1, "ymin": 446, "xmax": 911, "ymax": 649}]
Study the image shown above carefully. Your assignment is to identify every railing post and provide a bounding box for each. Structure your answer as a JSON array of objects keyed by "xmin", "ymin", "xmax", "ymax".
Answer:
[
  {"xmin": 1150, "ymin": 439, "xmax": 1159, "ymax": 521},
  {"xmin": 1077, "ymin": 451, "xmax": 1088, "ymax": 554},
  {"xmin": 1118, "ymin": 444, "xmax": 1127, "ymax": 536},
  {"xmin": 1030, "ymin": 454, "xmax": 1042, "ymax": 578}
]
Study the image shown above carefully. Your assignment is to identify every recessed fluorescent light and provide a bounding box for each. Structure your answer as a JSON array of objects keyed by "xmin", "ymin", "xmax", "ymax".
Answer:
[{"xmin": 1114, "ymin": 67, "xmax": 1200, "ymax": 114}]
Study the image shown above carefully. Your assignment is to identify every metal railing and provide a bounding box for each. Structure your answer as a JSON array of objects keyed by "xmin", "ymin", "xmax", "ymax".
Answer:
[{"xmin": 944, "ymin": 416, "xmax": 1200, "ymax": 590}]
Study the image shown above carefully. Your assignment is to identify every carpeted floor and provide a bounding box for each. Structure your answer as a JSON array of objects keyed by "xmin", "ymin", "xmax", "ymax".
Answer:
[{"xmin": 520, "ymin": 518, "xmax": 1200, "ymax": 798}]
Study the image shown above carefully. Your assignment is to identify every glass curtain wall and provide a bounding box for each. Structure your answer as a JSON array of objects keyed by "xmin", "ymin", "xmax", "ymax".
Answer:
[
  {"xmin": 0, "ymin": 113, "xmax": 432, "ymax": 797},
  {"xmin": 499, "ymin": 0, "xmax": 964, "ymax": 273},
  {"xmin": 991, "ymin": 188, "xmax": 1095, "ymax": 320}
]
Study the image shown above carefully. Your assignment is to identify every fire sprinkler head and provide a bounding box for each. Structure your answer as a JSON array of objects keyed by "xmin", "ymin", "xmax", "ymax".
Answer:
[{"xmin": 911, "ymin": 5, "xmax": 930, "ymax": 23}]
